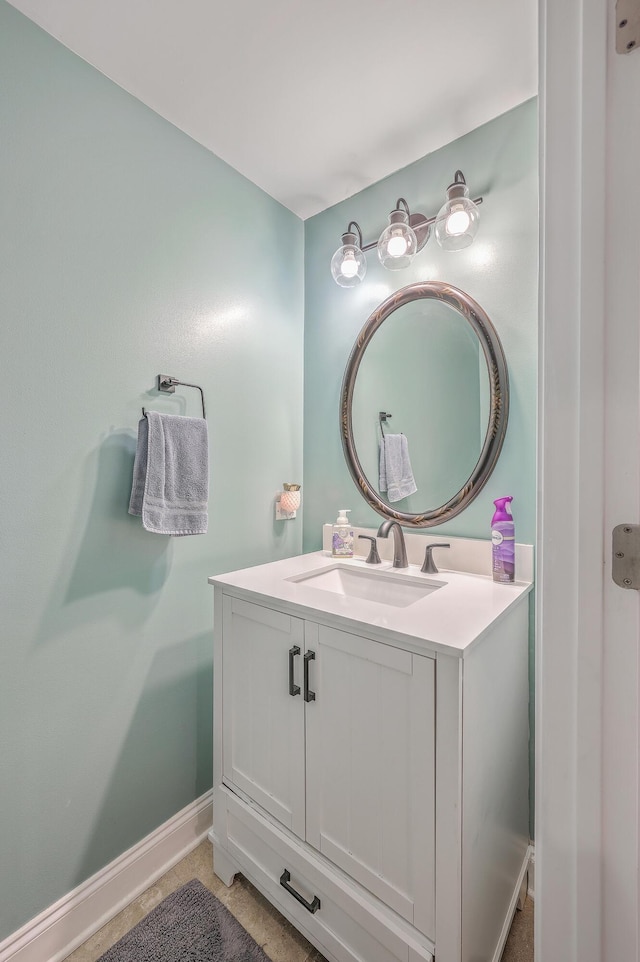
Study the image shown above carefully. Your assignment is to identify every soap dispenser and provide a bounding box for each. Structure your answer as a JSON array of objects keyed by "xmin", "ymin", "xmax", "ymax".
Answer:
[{"xmin": 332, "ymin": 509, "xmax": 354, "ymax": 558}]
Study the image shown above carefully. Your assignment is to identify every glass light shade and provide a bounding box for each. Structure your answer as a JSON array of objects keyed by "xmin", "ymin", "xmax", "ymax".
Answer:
[
  {"xmin": 434, "ymin": 181, "xmax": 480, "ymax": 251},
  {"xmin": 331, "ymin": 234, "xmax": 367, "ymax": 287},
  {"xmin": 377, "ymin": 210, "xmax": 417, "ymax": 270}
]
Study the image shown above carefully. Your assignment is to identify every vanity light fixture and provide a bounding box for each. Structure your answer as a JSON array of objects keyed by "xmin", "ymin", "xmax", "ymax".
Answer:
[{"xmin": 330, "ymin": 170, "xmax": 483, "ymax": 286}]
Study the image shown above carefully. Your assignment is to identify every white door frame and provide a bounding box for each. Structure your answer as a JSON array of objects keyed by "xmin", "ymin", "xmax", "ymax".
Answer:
[{"xmin": 538, "ymin": 1, "xmax": 638, "ymax": 960}]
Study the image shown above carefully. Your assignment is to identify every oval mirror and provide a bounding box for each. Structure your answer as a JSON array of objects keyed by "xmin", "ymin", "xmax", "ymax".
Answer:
[{"xmin": 340, "ymin": 281, "xmax": 509, "ymax": 527}]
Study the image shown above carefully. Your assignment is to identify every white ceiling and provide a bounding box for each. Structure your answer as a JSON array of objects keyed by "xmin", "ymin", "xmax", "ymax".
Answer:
[{"xmin": 7, "ymin": 0, "xmax": 538, "ymax": 219}]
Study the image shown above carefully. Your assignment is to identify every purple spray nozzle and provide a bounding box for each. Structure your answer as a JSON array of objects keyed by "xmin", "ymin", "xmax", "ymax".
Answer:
[{"xmin": 492, "ymin": 496, "xmax": 513, "ymax": 523}]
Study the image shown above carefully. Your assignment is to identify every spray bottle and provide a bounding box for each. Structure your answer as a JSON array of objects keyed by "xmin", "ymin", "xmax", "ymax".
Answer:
[{"xmin": 491, "ymin": 496, "xmax": 515, "ymax": 583}]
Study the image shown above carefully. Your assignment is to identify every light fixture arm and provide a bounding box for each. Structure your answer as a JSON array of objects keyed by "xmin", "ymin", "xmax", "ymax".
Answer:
[{"xmin": 345, "ymin": 221, "xmax": 364, "ymax": 249}]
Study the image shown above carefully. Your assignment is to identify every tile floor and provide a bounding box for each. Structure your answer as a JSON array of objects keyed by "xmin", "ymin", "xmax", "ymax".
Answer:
[{"xmin": 64, "ymin": 838, "xmax": 533, "ymax": 962}]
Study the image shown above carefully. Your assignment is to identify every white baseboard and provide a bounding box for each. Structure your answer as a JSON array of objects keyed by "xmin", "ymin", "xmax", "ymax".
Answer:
[
  {"xmin": 527, "ymin": 845, "xmax": 535, "ymax": 900},
  {"xmin": 490, "ymin": 844, "xmax": 534, "ymax": 962},
  {"xmin": 0, "ymin": 790, "xmax": 213, "ymax": 962}
]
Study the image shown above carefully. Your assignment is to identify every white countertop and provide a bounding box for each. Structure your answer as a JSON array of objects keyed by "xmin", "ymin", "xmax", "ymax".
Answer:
[{"xmin": 209, "ymin": 551, "xmax": 532, "ymax": 658}]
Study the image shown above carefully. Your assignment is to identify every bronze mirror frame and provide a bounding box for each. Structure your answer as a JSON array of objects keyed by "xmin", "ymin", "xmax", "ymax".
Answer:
[{"xmin": 340, "ymin": 281, "xmax": 509, "ymax": 527}]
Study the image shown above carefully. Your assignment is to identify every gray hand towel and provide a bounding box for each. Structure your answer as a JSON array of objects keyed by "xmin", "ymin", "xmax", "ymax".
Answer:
[
  {"xmin": 129, "ymin": 411, "xmax": 209, "ymax": 536},
  {"xmin": 379, "ymin": 434, "xmax": 418, "ymax": 503}
]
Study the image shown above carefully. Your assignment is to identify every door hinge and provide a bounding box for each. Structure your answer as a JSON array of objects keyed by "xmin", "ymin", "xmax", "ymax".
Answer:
[
  {"xmin": 616, "ymin": 0, "xmax": 640, "ymax": 53},
  {"xmin": 612, "ymin": 524, "xmax": 640, "ymax": 588}
]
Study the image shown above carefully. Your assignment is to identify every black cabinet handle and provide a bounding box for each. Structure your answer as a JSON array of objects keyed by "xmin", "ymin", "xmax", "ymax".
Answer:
[
  {"xmin": 288, "ymin": 646, "xmax": 300, "ymax": 696},
  {"xmin": 279, "ymin": 869, "xmax": 321, "ymax": 913},
  {"xmin": 303, "ymin": 650, "xmax": 316, "ymax": 702}
]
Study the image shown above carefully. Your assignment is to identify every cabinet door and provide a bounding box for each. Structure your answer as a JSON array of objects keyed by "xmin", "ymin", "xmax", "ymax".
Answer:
[
  {"xmin": 305, "ymin": 623, "xmax": 435, "ymax": 939},
  {"xmin": 222, "ymin": 596, "xmax": 305, "ymax": 839}
]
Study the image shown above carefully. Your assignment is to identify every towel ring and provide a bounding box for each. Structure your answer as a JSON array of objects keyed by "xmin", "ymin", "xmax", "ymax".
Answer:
[
  {"xmin": 142, "ymin": 374, "xmax": 206, "ymax": 419},
  {"xmin": 379, "ymin": 411, "xmax": 392, "ymax": 437}
]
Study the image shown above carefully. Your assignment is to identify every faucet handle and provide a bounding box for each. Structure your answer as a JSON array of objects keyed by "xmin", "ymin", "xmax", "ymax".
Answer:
[
  {"xmin": 358, "ymin": 535, "xmax": 382, "ymax": 565},
  {"xmin": 421, "ymin": 543, "xmax": 450, "ymax": 574}
]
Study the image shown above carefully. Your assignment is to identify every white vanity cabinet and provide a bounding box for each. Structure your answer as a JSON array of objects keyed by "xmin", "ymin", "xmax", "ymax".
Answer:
[
  {"xmin": 210, "ymin": 554, "xmax": 531, "ymax": 962},
  {"xmin": 221, "ymin": 596, "xmax": 436, "ymax": 940}
]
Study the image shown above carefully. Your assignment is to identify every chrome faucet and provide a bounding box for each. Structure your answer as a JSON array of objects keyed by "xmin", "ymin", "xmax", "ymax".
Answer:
[{"xmin": 376, "ymin": 520, "xmax": 409, "ymax": 568}]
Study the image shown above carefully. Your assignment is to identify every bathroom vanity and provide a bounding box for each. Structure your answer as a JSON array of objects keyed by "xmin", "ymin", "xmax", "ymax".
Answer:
[{"xmin": 209, "ymin": 543, "xmax": 532, "ymax": 962}]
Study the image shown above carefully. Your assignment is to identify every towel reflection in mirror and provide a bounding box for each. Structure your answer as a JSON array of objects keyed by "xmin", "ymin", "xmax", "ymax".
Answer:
[{"xmin": 379, "ymin": 434, "xmax": 417, "ymax": 503}]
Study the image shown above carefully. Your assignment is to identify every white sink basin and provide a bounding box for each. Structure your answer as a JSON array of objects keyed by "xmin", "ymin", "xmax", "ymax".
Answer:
[{"xmin": 287, "ymin": 564, "xmax": 443, "ymax": 608}]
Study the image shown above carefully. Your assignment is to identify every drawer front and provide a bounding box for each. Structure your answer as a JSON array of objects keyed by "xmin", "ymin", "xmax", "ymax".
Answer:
[{"xmin": 223, "ymin": 790, "xmax": 434, "ymax": 962}]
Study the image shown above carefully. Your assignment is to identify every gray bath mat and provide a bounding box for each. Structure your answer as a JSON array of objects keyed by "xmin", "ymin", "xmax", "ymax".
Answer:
[{"xmin": 97, "ymin": 878, "xmax": 273, "ymax": 962}]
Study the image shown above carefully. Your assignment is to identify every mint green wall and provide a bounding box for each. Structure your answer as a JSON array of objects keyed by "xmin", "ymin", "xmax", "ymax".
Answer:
[
  {"xmin": 0, "ymin": 1, "xmax": 303, "ymax": 940},
  {"xmin": 303, "ymin": 99, "xmax": 538, "ymax": 548}
]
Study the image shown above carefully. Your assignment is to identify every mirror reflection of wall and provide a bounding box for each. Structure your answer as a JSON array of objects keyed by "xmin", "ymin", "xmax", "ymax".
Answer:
[{"xmin": 351, "ymin": 299, "xmax": 491, "ymax": 512}]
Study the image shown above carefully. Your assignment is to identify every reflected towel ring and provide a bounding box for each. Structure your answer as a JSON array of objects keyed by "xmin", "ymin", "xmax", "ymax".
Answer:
[{"xmin": 379, "ymin": 411, "xmax": 392, "ymax": 437}]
